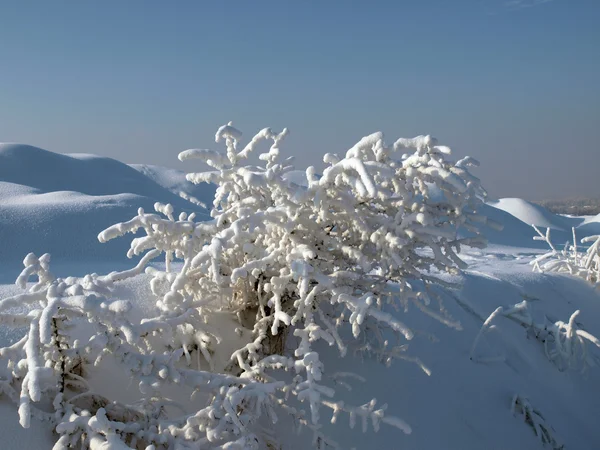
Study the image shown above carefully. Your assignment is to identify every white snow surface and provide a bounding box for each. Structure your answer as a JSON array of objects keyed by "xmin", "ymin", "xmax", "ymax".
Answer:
[
  {"xmin": 0, "ymin": 144, "xmax": 212, "ymax": 279},
  {"xmin": 579, "ymin": 213, "xmax": 600, "ymax": 235},
  {"xmin": 1, "ymin": 144, "xmax": 600, "ymax": 449},
  {"xmin": 486, "ymin": 198, "xmax": 600, "ymax": 244},
  {"xmin": 583, "ymin": 213, "xmax": 600, "ymax": 224},
  {"xmin": 129, "ymin": 163, "xmax": 216, "ymax": 208},
  {"xmin": 489, "ymin": 197, "xmax": 584, "ymax": 231},
  {"xmin": 302, "ymin": 254, "xmax": 600, "ymax": 450}
]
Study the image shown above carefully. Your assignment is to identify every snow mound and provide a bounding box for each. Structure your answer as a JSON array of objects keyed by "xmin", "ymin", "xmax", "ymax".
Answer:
[
  {"xmin": 130, "ymin": 163, "xmax": 216, "ymax": 208},
  {"xmin": 0, "ymin": 144, "xmax": 212, "ymax": 275},
  {"xmin": 484, "ymin": 198, "xmax": 600, "ymax": 247},
  {"xmin": 306, "ymin": 261, "xmax": 600, "ymax": 449},
  {"xmin": 0, "ymin": 144, "xmax": 202, "ymax": 202},
  {"xmin": 474, "ymin": 203, "xmax": 558, "ymax": 248},
  {"xmin": 488, "ymin": 198, "xmax": 583, "ymax": 232}
]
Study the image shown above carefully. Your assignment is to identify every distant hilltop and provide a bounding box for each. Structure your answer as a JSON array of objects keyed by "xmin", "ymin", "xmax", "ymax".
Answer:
[{"xmin": 534, "ymin": 197, "xmax": 600, "ymax": 216}]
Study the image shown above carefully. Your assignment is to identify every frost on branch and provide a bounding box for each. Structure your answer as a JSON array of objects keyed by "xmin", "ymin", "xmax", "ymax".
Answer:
[
  {"xmin": 531, "ymin": 225, "xmax": 600, "ymax": 289},
  {"xmin": 0, "ymin": 122, "xmax": 490, "ymax": 448}
]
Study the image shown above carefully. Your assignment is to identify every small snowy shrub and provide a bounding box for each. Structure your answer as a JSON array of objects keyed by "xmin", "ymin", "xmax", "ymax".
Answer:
[
  {"xmin": 471, "ymin": 300, "xmax": 600, "ymax": 372},
  {"xmin": 0, "ymin": 123, "xmax": 491, "ymax": 449},
  {"xmin": 531, "ymin": 225, "xmax": 600, "ymax": 289}
]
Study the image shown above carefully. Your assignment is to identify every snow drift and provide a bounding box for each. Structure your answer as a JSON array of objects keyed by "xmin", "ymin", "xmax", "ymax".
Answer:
[
  {"xmin": 488, "ymin": 198, "xmax": 584, "ymax": 232},
  {"xmin": 0, "ymin": 144, "xmax": 212, "ymax": 278},
  {"xmin": 129, "ymin": 163, "xmax": 216, "ymax": 208}
]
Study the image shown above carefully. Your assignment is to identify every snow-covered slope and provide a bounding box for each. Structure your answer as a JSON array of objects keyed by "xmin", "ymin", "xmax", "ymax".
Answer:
[
  {"xmin": 1, "ymin": 251, "xmax": 598, "ymax": 450},
  {"xmin": 0, "ymin": 144, "xmax": 211, "ymax": 277},
  {"xmin": 578, "ymin": 213, "xmax": 600, "ymax": 235},
  {"xmin": 489, "ymin": 198, "xmax": 584, "ymax": 231},
  {"xmin": 129, "ymin": 163, "xmax": 216, "ymax": 208},
  {"xmin": 368, "ymin": 261, "xmax": 597, "ymax": 449},
  {"xmin": 0, "ymin": 144, "xmax": 195, "ymax": 201},
  {"xmin": 483, "ymin": 198, "xmax": 600, "ymax": 249},
  {"xmin": 303, "ymin": 253, "xmax": 600, "ymax": 450},
  {"xmin": 474, "ymin": 203, "xmax": 554, "ymax": 249}
]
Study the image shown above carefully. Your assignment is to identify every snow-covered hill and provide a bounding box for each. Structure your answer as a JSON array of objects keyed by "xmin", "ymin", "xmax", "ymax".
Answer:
[
  {"xmin": 129, "ymin": 163, "xmax": 216, "ymax": 208},
  {"xmin": 489, "ymin": 197, "xmax": 583, "ymax": 231},
  {"xmin": 0, "ymin": 144, "xmax": 212, "ymax": 278},
  {"xmin": 302, "ymin": 254, "xmax": 600, "ymax": 450},
  {"xmin": 482, "ymin": 197, "xmax": 600, "ymax": 250}
]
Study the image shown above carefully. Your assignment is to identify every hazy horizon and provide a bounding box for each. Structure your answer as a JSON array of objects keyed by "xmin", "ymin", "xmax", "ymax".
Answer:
[{"xmin": 0, "ymin": 0, "xmax": 598, "ymax": 201}]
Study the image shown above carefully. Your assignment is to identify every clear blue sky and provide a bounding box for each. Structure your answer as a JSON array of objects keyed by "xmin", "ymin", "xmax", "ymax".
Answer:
[{"xmin": 0, "ymin": 0, "xmax": 598, "ymax": 200}]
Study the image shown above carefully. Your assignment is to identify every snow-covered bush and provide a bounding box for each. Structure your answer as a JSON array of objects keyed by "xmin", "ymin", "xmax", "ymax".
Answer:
[
  {"xmin": 531, "ymin": 225, "xmax": 600, "ymax": 289},
  {"xmin": 0, "ymin": 123, "xmax": 491, "ymax": 449}
]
